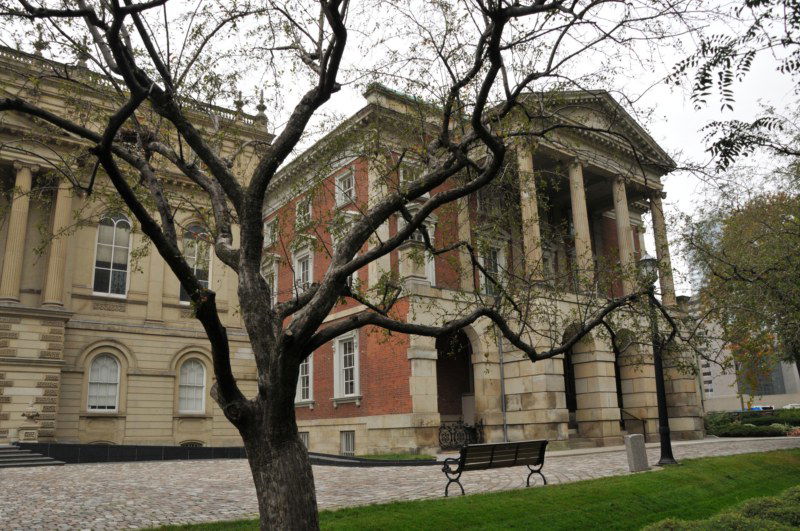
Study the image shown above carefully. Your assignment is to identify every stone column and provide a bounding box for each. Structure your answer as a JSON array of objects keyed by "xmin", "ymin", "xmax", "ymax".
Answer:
[
  {"xmin": 649, "ymin": 192, "xmax": 677, "ymax": 307},
  {"xmin": 0, "ymin": 163, "xmax": 37, "ymax": 302},
  {"xmin": 41, "ymin": 181, "xmax": 73, "ymax": 307},
  {"xmin": 568, "ymin": 158, "xmax": 594, "ymax": 285},
  {"xmin": 517, "ymin": 143, "xmax": 544, "ymax": 280},
  {"xmin": 611, "ymin": 175, "xmax": 636, "ymax": 294}
]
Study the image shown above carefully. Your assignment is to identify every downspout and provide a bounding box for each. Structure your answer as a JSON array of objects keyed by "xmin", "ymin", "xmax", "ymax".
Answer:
[{"xmin": 496, "ymin": 325, "xmax": 509, "ymax": 442}]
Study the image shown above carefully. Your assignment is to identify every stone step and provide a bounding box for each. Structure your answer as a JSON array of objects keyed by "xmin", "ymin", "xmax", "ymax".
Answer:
[
  {"xmin": 0, "ymin": 454, "xmax": 52, "ymax": 462},
  {"xmin": 0, "ymin": 459, "xmax": 65, "ymax": 468},
  {"xmin": 0, "ymin": 446, "xmax": 64, "ymax": 468}
]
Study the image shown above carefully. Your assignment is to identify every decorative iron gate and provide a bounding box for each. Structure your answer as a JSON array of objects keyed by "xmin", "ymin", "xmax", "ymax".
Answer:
[{"xmin": 439, "ymin": 420, "xmax": 484, "ymax": 450}]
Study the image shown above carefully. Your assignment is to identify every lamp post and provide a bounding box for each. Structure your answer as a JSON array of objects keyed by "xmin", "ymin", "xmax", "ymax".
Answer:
[{"xmin": 638, "ymin": 253, "xmax": 678, "ymax": 466}]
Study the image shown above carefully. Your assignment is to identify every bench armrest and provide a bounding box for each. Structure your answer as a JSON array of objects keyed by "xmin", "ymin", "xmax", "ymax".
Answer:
[{"xmin": 442, "ymin": 456, "xmax": 461, "ymax": 474}]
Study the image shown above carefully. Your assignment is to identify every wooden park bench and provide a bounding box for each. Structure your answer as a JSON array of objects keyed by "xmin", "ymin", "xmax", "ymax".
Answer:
[{"xmin": 441, "ymin": 440, "xmax": 548, "ymax": 496}]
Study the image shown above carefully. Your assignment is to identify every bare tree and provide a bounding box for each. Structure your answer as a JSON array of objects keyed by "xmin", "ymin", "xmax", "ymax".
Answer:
[{"xmin": 0, "ymin": 1, "xmax": 704, "ymax": 528}]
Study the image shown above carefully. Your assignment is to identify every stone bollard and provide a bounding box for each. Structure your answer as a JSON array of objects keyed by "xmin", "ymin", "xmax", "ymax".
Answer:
[{"xmin": 624, "ymin": 434, "xmax": 650, "ymax": 472}]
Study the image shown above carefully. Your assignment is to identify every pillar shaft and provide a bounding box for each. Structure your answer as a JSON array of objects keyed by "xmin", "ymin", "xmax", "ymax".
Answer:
[
  {"xmin": 517, "ymin": 144, "xmax": 543, "ymax": 280},
  {"xmin": 0, "ymin": 163, "xmax": 35, "ymax": 302},
  {"xmin": 41, "ymin": 181, "xmax": 73, "ymax": 306},
  {"xmin": 612, "ymin": 175, "xmax": 636, "ymax": 294},
  {"xmin": 650, "ymin": 192, "xmax": 677, "ymax": 306},
  {"xmin": 568, "ymin": 159, "xmax": 594, "ymax": 285}
]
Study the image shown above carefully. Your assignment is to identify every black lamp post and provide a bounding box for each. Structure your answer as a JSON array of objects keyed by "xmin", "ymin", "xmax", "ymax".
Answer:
[{"xmin": 638, "ymin": 253, "xmax": 678, "ymax": 466}]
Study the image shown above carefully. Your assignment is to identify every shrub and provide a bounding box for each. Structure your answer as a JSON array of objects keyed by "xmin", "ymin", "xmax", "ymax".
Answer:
[
  {"xmin": 713, "ymin": 423, "xmax": 788, "ymax": 437},
  {"xmin": 645, "ymin": 485, "xmax": 800, "ymax": 531},
  {"xmin": 737, "ymin": 496, "xmax": 800, "ymax": 527},
  {"xmin": 644, "ymin": 513, "xmax": 793, "ymax": 530},
  {"xmin": 705, "ymin": 412, "xmax": 737, "ymax": 432},
  {"xmin": 741, "ymin": 411, "xmax": 800, "ymax": 426}
]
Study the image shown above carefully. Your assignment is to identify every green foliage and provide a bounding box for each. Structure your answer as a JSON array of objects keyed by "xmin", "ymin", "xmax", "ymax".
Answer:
[
  {"xmin": 646, "ymin": 484, "xmax": 800, "ymax": 530},
  {"xmin": 704, "ymin": 411, "xmax": 737, "ymax": 432},
  {"xmin": 684, "ymin": 186, "xmax": 800, "ymax": 391}
]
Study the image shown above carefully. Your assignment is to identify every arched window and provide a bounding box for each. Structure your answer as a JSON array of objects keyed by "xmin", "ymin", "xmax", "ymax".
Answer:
[
  {"xmin": 93, "ymin": 214, "xmax": 131, "ymax": 295},
  {"xmin": 180, "ymin": 225, "xmax": 211, "ymax": 302},
  {"xmin": 179, "ymin": 359, "xmax": 206, "ymax": 413},
  {"xmin": 88, "ymin": 355, "xmax": 120, "ymax": 411}
]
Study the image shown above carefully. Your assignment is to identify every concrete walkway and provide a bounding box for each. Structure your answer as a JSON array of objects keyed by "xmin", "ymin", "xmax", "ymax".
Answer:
[{"xmin": 1, "ymin": 437, "xmax": 798, "ymax": 530}]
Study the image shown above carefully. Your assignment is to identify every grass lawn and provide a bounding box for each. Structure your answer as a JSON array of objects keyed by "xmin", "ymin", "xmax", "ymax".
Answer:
[
  {"xmin": 154, "ymin": 449, "xmax": 800, "ymax": 530},
  {"xmin": 357, "ymin": 453, "xmax": 436, "ymax": 461}
]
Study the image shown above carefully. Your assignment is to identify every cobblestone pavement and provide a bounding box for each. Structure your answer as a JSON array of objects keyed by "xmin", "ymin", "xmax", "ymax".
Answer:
[{"xmin": 1, "ymin": 437, "xmax": 799, "ymax": 530}]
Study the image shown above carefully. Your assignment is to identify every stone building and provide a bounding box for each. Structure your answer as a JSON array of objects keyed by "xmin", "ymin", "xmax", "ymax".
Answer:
[{"xmin": 0, "ymin": 47, "xmax": 703, "ymax": 454}]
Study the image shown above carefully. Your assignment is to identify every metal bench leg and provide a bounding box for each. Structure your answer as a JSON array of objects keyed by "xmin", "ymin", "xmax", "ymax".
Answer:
[
  {"xmin": 526, "ymin": 466, "xmax": 547, "ymax": 487},
  {"xmin": 445, "ymin": 476, "xmax": 465, "ymax": 497}
]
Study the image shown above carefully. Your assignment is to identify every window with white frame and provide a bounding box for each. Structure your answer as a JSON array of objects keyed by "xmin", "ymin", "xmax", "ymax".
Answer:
[
  {"xmin": 299, "ymin": 432, "xmax": 309, "ymax": 449},
  {"xmin": 334, "ymin": 333, "xmax": 359, "ymax": 398},
  {"xmin": 399, "ymin": 164, "xmax": 427, "ymax": 198},
  {"xmin": 340, "ymin": 430, "xmax": 355, "ymax": 456},
  {"xmin": 296, "ymin": 198, "xmax": 312, "ymax": 228},
  {"xmin": 93, "ymin": 214, "xmax": 131, "ymax": 296},
  {"xmin": 293, "ymin": 249, "xmax": 313, "ymax": 293},
  {"xmin": 180, "ymin": 224, "xmax": 211, "ymax": 302},
  {"xmin": 482, "ymin": 246, "xmax": 504, "ymax": 297},
  {"xmin": 335, "ymin": 170, "xmax": 355, "ymax": 206},
  {"xmin": 178, "ymin": 359, "xmax": 206, "ymax": 413},
  {"xmin": 261, "ymin": 255, "xmax": 279, "ymax": 305},
  {"xmin": 296, "ymin": 354, "xmax": 313, "ymax": 403},
  {"xmin": 264, "ymin": 219, "xmax": 278, "ymax": 247},
  {"xmin": 425, "ymin": 251, "xmax": 436, "ymax": 286},
  {"xmin": 87, "ymin": 354, "xmax": 120, "ymax": 411}
]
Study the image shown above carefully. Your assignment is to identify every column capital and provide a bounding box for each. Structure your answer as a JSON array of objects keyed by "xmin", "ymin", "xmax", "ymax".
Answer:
[
  {"xmin": 567, "ymin": 155, "xmax": 587, "ymax": 169},
  {"xmin": 514, "ymin": 136, "xmax": 540, "ymax": 151},
  {"xmin": 12, "ymin": 161, "xmax": 40, "ymax": 174},
  {"xmin": 612, "ymin": 172, "xmax": 629, "ymax": 184}
]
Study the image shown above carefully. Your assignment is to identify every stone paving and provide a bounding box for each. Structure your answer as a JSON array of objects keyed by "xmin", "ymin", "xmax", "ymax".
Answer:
[{"xmin": 1, "ymin": 437, "xmax": 799, "ymax": 529}]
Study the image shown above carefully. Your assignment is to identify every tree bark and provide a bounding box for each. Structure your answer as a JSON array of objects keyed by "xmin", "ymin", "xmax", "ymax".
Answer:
[{"xmin": 242, "ymin": 423, "xmax": 319, "ymax": 530}]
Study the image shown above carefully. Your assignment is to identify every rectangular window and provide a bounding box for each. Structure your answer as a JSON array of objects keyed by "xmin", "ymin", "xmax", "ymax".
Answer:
[
  {"xmin": 93, "ymin": 216, "xmax": 131, "ymax": 296},
  {"xmin": 483, "ymin": 247, "xmax": 502, "ymax": 296},
  {"xmin": 399, "ymin": 165, "xmax": 428, "ymax": 198},
  {"xmin": 334, "ymin": 333, "xmax": 359, "ymax": 399},
  {"xmin": 261, "ymin": 260, "xmax": 279, "ymax": 305},
  {"xmin": 299, "ymin": 432, "xmax": 309, "ymax": 449},
  {"xmin": 264, "ymin": 219, "xmax": 278, "ymax": 247},
  {"xmin": 294, "ymin": 251, "xmax": 312, "ymax": 293},
  {"xmin": 296, "ymin": 354, "xmax": 312, "ymax": 403},
  {"xmin": 342, "ymin": 338, "xmax": 356, "ymax": 396},
  {"xmin": 296, "ymin": 199, "xmax": 311, "ymax": 229},
  {"xmin": 340, "ymin": 430, "xmax": 355, "ymax": 456},
  {"xmin": 336, "ymin": 171, "xmax": 355, "ymax": 206}
]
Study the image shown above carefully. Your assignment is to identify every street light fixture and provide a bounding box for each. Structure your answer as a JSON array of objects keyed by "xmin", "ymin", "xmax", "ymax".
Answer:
[{"xmin": 638, "ymin": 252, "xmax": 678, "ymax": 466}]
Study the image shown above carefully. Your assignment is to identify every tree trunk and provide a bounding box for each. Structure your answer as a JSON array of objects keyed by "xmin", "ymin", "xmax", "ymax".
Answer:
[{"xmin": 242, "ymin": 427, "xmax": 319, "ymax": 530}]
